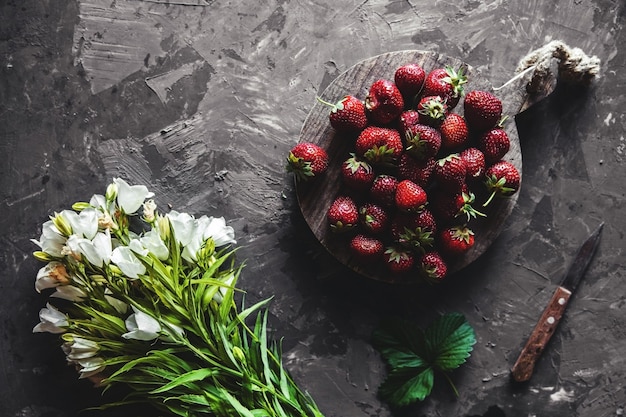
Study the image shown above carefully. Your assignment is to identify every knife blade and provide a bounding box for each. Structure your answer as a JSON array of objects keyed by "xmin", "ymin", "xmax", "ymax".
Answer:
[{"xmin": 510, "ymin": 222, "xmax": 604, "ymax": 382}]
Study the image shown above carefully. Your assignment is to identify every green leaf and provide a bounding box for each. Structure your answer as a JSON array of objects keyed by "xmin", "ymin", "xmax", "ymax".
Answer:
[
  {"xmin": 373, "ymin": 312, "xmax": 476, "ymax": 407},
  {"xmin": 379, "ymin": 366, "xmax": 434, "ymax": 406},
  {"xmin": 150, "ymin": 368, "xmax": 218, "ymax": 394}
]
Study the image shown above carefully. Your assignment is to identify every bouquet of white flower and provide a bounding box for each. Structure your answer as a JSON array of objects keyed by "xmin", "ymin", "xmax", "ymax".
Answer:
[{"xmin": 31, "ymin": 178, "xmax": 324, "ymax": 417}]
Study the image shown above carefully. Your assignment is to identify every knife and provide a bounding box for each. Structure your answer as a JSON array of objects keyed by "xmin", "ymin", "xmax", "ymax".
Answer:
[{"xmin": 510, "ymin": 222, "xmax": 604, "ymax": 382}]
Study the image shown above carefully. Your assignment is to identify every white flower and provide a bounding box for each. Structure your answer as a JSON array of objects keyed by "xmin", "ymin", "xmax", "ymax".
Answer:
[
  {"xmin": 104, "ymin": 289, "xmax": 128, "ymax": 314},
  {"xmin": 204, "ymin": 216, "xmax": 236, "ymax": 247},
  {"xmin": 33, "ymin": 303, "xmax": 68, "ymax": 334},
  {"xmin": 61, "ymin": 208, "xmax": 99, "ymax": 240},
  {"xmin": 166, "ymin": 210, "xmax": 196, "ymax": 246},
  {"xmin": 111, "ymin": 246, "xmax": 146, "ymax": 279},
  {"xmin": 122, "ymin": 306, "xmax": 161, "ymax": 341},
  {"xmin": 35, "ymin": 261, "xmax": 70, "ymax": 292},
  {"xmin": 51, "ymin": 285, "xmax": 87, "ymax": 302},
  {"xmin": 113, "ymin": 178, "xmax": 154, "ymax": 214},
  {"xmin": 31, "ymin": 220, "xmax": 66, "ymax": 257},
  {"xmin": 62, "ymin": 336, "xmax": 100, "ymax": 360},
  {"xmin": 64, "ymin": 231, "xmax": 112, "ymax": 268},
  {"xmin": 143, "ymin": 199, "xmax": 157, "ymax": 222},
  {"xmin": 75, "ymin": 357, "xmax": 106, "ymax": 379},
  {"xmin": 140, "ymin": 229, "xmax": 169, "ymax": 260}
]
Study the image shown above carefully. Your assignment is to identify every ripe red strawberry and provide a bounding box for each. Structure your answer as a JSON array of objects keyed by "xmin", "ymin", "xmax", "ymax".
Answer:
[
  {"xmin": 397, "ymin": 154, "xmax": 436, "ymax": 188},
  {"xmin": 439, "ymin": 113, "xmax": 469, "ymax": 150},
  {"xmin": 365, "ymin": 79, "xmax": 404, "ymax": 125},
  {"xmin": 370, "ymin": 174, "xmax": 399, "ymax": 208},
  {"xmin": 430, "ymin": 187, "xmax": 485, "ymax": 224},
  {"xmin": 383, "ymin": 246, "xmax": 415, "ymax": 274},
  {"xmin": 459, "ymin": 147, "xmax": 486, "ymax": 183},
  {"xmin": 390, "ymin": 210, "xmax": 437, "ymax": 251},
  {"xmin": 397, "ymin": 110, "xmax": 421, "ymax": 135},
  {"xmin": 433, "ymin": 153, "xmax": 467, "ymax": 191},
  {"xmin": 286, "ymin": 142, "xmax": 329, "ymax": 182},
  {"xmin": 394, "ymin": 63, "xmax": 426, "ymax": 102},
  {"xmin": 483, "ymin": 161, "xmax": 521, "ymax": 207},
  {"xmin": 395, "ymin": 179, "xmax": 428, "ymax": 212},
  {"xmin": 422, "ymin": 66, "xmax": 467, "ymax": 109},
  {"xmin": 349, "ymin": 234, "xmax": 384, "ymax": 262},
  {"xmin": 419, "ymin": 251, "xmax": 448, "ymax": 283},
  {"xmin": 404, "ymin": 124, "xmax": 442, "ymax": 161},
  {"xmin": 463, "ymin": 90, "xmax": 503, "ymax": 132},
  {"xmin": 478, "ymin": 123, "xmax": 511, "ymax": 164},
  {"xmin": 355, "ymin": 126, "xmax": 403, "ymax": 165},
  {"xmin": 327, "ymin": 196, "xmax": 359, "ymax": 233},
  {"xmin": 341, "ymin": 154, "xmax": 375, "ymax": 191},
  {"xmin": 359, "ymin": 203, "xmax": 389, "ymax": 235},
  {"xmin": 416, "ymin": 95, "xmax": 448, "ymax": 127},
  {"xmin": 438, "ymin": 225, "xmax": 475, "ymax": 256},
  {"xmin": 317, "ymin": 95, "xmax": 368, "ymax": 133}
]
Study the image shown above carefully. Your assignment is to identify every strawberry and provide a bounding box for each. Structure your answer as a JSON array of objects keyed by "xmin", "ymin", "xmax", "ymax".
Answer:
[
  {"xmin": 430, "ymin": 187, "xmax": 485, "ymax": 224},
  {"xmin": 439, "ymin": 113, "xmax": 469, "ymax": 150},
  {"xmin": 483, "ymin": 161, "xmax": 521, "ymax": 207},
  {"xmin": 370, "ymin": 174, "xmax": 399, "ymax": 208},
  {"xmin": 433, "ymin": 153, "xmax": 467, "ymax": 191},
  {"xmin": 341, "ymin": 154, "xmax": 375, "ymax": 191},
  {"xmin": 365, "ymin": 79, "xmax": 404, "ymax": 125},
  {"xmin": 397, "ymin": 154, "xmax": 436, "ymax": 188},
  {"xmin": 478, "ymin": 122, "xmax": 511, "ymax": 165},
  {"xmin": 394, "ymin": 63, "xmax": 426, "ymax": 102},
  {"xmin": 395, "ymin": 179, "xmax": 428, "ymax": 213},
  {"xmin": 286, "ymin": 142, "xmax": 329, "ymax": 182},
  {"xmin": 359, "ymin": 203, "xmax": 389, "ymax": 235},
  {"xmin": 416, "ymin": 95, "xmax": 448, "ymax": 127},
  {"xmin": 390, "ymin": 210, "xmax": 437, "ymax": 251},
  {"xmin": 404, "ymin": 124, "xmax": 442, "ymax": 161},
  {"xmin": 383, "ymin": 246, "xmax": 415, "ymax": 274},
  {"xmin": 327, "ymin": 196, "xmax": 359, "ymax": 233},
  {"xmin": 349, "ymin": 234, "xmax": 384, "ymax": 262},
  {"xmin": 355, "ymin": 126, "xmax": 403, "ymax": 165},
  {"xmin": 463, "ymin": 90, "xmax": 502, "ymax": 132},
  {"xmin": 397, "ymin": 110, "xmax": 421, "ymax": 136},
  {"xmin": 419, "ymin": 251, "xmax": 448, "ymax": 283},
  {"xmin": 438, "ymin": 225, "xmax": 475, "ymax": 256},
  {"xmin": 459, "ymin": 147, "xmax": 486, "ymax": 183},
  {"xmin": 317, "ymin": 95, "xmax": 368, "ymax": 133},
  {"xmin": 422, "ymin": 66, "xmax": 467, "ymax": 109}
]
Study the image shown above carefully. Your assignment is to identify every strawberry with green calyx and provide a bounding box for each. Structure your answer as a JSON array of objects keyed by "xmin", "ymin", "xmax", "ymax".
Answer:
[
  {"xmin": 394, "ymin": 63, "xmax": 426, "ymax": 102},
  {"xmin": 483, "ymin": 160, "xmax": 520, "ymax": 207},
  {"xmin": 317, "ymin": 95, "xmax": 368, "ymax": 133},
  {"xmin": 327, "ymin": 196, "xmax": 359, "ymax": 233},
  {"xmin": 395, "ymin": 179, "xmax": 428, "ymax": 213},
  {"xmin": 391, "ymin": 210, "xmax": 437, "ymax": 252},
  {"xmin": 438, "ymin": 225, "xmax": 475, "ymax": 256},
  {"xmin": 349, "ymin": 234, "xmax": 384, "ymax": 263},
  {"xmin": 365, "ymin": 79, "xmax": 405, "ymax": 125},
  {"xmin": 370, "ymin": 174, "xmax": 399, "ymax": 208},
  {"xmin": 416, "ymin": 95, "xmax": 448, "ymax": 127},
  {"xmin": 397, "ymin": 154, "xmax": 436, "ymax": 188},
  {"xmin": 477, "ymin": 116, "xmax": 511, "ymax": 164},
  {"xmin": 383, "ymin": 246, "xmax": 415, "ymax": 274},
  {"xmin": 359, "ymin": 203, "xmax": 390, "ymax": 235},
  {"xmin": 419, "ymin": 251, "xmax": 448, "ymax": 283},
  {"xmin": 463, "ymin": 90, "xmax": 503, "ymax": 132},
  {"xmin": 404, "ymin": 124, "xmax": 442, "ymax": 161},
  {"xmin": 422, "ymin": 66, "xmax": 468, "ymax": 109},
  {"xmin": 459, "ymin": 147, "xmax": 486, "ymax": 184},
  {"xmin": 286, "ymin": 142, "xmax": 329, "ymax": 182},
  {"xmin": 433, "ymin": 153, "xmax": 467, "ymax": 191},
  {"xmin": 355, "ymin": 126, "xmax": 404, "ymax": 165},
  {"xmin": 341, "ymin": 153, "xmax": 375, "ymax": 191},
  {"xmin": 440, "ymin": 113, "xmax": 469, "ymax": 150},
  {"xmin": 430, "ymin": 187, "xmax": 486, "ymax": 225}
]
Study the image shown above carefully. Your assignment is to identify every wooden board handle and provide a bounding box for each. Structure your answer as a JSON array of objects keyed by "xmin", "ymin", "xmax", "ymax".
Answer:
[{"xmin": 511, "ymin": 286, "xmax": 572, "ymax": 382}]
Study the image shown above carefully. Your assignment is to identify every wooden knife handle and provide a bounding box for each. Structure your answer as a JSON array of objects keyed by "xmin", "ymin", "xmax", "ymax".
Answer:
[{"xmin": 511, "ymin": 286, "xmax": 572, "ymax": 382}]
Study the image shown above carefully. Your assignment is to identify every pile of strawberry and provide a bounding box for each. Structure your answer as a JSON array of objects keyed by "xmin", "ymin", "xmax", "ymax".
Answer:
[{"xmin": 287, "ymin": 62, "xmax": 520, "ymax": 283}]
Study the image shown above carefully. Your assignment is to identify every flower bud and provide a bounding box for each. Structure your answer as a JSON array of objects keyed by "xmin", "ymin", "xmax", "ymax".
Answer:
[
  {"xmin": 33, "ymin": 251, "xmax": 55, "ymax": 262},
  {"xmin": 52, "ymin": 212, "xmax": 72, "ymax": 237},
  {"xmin": 142, "ymin": 199, "xmax": 157, "ymax": 223},
  {"xmin": 105, "ymin": 182, "xmax": 118, "ymax": 202},
  {"xmin": 232, "ymin": 346, "xmax": 246, "ymax": 365},
  {"xmin": 72, "ymin": 202, "xmax": 91, "ymax": 211}
]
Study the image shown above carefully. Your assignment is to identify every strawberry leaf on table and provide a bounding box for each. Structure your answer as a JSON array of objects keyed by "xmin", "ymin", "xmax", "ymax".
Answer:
[{"xmin": 372, "ymin": 312, "xmax": 476, "ymax": 407}]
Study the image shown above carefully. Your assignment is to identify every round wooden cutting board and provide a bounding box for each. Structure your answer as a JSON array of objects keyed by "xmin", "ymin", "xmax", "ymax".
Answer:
[{"xmin": 296, "ymin": 50, "xmax": 523, "ymax": 284}]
